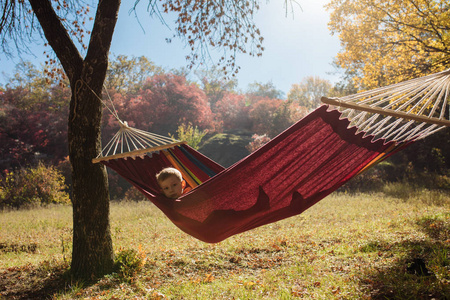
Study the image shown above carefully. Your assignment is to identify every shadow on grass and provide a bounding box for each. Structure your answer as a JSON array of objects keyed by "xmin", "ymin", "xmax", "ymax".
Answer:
[
  {"xmin": 0, "ymin": 260, "xmax": 72, "ymax": 300},
  {"xmin": 358, "ymin": 214, "xmax": 450, "ymax": 300}
]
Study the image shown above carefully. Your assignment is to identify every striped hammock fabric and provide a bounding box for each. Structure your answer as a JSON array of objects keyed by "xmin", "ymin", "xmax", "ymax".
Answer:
[{"xmin": 100, "ymin": 105, "xmax": 412, "ymax": 243}]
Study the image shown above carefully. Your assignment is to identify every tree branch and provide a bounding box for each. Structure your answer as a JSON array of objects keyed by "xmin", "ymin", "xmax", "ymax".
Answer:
[
  {"xmin": 27, "ymin": 0, "xmax": 83, "ymax": 84},
  {"xmin": 83, "ymin": 0, "xmax": 121, "ymax": 91}
]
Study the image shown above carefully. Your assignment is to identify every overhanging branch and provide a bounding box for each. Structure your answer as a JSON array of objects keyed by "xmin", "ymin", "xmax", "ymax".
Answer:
[{"xmin": 28, "ymin": 0, "xmax": 83, "ymax": 83}]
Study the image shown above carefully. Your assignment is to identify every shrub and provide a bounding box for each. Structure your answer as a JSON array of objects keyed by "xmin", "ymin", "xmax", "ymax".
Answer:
[
  {"xmin": 0, "ymin": 162, "xmax": 70, "ymax": 209},
  {"xmin": 382, "ymin": 181, "xmax": 416, "ymax": 200},
  {"xmin": 123, "ymin": 186, "xmax": 146, "ymax": 202},
  {"xmin": 115, "ymin": 247, "xmax": 146, "ymax": 281},
  {"xmin": 169, "ymin": 122, "xmax": 208, "ymax": 150}
]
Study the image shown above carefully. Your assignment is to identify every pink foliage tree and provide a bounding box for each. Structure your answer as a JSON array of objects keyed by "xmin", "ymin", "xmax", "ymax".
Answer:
[
  {"xmin": 106, "ymin": 74, "xmax": 215, "ymax": 136},
  {"xmin": 0, "ymin": 85, "xmax": 69, "ymax": 172},
  {"xmin": 214, "ymin": 92, "xmax": 251, "ymax": 131}
]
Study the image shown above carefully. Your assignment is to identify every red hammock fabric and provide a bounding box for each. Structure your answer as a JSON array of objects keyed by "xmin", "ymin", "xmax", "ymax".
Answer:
[{"xmin": 102, "ymin": 106, "xmax": 407, "ymax": 243}]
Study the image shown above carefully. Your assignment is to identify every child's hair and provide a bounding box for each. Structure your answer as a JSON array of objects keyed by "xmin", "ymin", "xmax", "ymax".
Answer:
[{"xmin": 156, "ymin": 167, "xmax": 183, "ymax": 183}]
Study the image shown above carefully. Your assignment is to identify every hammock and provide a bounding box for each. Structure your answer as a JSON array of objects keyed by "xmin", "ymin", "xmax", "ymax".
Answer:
[{"xmin": 93, "ymin": 70, "xmax": 450, "ymax": 243}]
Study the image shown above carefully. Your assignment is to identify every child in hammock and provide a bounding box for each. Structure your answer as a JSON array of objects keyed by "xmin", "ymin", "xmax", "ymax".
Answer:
[{"xmin": 156, "ymin": 167, "xmax": 191, "ymax": 199}]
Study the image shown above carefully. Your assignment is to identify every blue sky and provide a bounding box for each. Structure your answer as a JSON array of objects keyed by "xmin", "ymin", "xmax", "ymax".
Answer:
[{"xmin": 0, "ymin": 0, "xmax": 341, "ymax": 96}]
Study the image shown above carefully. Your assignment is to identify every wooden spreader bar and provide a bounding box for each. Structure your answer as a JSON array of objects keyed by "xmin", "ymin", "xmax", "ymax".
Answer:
[
  {"xmin": 321, "ymin": 97, "xmax": 450, "ymax": 127},
  {"xmin": 92, "ymin": 141, "xmax": 187, "ymax": 164}
]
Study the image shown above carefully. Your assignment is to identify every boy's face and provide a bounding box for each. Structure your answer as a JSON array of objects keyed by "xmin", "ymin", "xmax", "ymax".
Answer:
[{"xmin": 158, "ymin": 175, "xmax": 186, "ymax": 199}]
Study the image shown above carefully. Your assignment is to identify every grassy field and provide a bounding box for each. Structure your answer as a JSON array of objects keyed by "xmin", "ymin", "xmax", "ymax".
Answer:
[{"xmin": 0, "ymin": 190, "xmax": 449, "ymax": 299}]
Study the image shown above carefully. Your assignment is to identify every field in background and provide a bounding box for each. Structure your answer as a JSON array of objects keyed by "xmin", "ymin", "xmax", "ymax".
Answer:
[{"xmin": 1, "ymin": 190, "xmax": 449, "ymax": 299}]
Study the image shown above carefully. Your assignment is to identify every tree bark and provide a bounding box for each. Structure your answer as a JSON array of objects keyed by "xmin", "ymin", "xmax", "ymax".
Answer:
[{"xmin": 29, "ymin": 0, "xmax": 121, "ymax": 279}]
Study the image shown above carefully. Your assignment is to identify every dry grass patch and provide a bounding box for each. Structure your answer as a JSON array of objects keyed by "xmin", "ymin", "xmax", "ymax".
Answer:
[{"xmin": 1, "ymin": 191, "xmax": 449, "ymax": 299}]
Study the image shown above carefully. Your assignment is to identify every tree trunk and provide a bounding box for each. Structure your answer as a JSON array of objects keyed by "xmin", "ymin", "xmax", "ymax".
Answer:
[
  {"xmin": 69, "ymin": 80, "xmax": 114, "ymax": 279},
  {"xmin": 68, "ymin": 0, "xmax": 122, "ymax": 279},
  {"xmin": 29, "ymin": 0, "xmax": 121, "ymax": 280}
]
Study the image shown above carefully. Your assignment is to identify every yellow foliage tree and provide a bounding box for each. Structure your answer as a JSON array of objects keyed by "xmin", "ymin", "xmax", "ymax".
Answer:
[{"xmin": 327, "ymin": 0, "xmax": 450, "ymax": 89}]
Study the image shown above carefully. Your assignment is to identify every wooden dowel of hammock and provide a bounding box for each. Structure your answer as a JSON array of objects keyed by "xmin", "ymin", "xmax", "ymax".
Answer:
[
  {"xmin": 92, "ymin": 141, "xmax": 188, "ymax": 163},
  {"xmin": 321, "ymin": 97, "xmax": 450, "ymax": 127}
]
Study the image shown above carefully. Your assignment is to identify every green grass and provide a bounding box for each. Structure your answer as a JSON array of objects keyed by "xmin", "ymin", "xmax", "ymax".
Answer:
[{"xmin": 1, "ymin": 190, "xmax": 449, "ymax": 299}]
